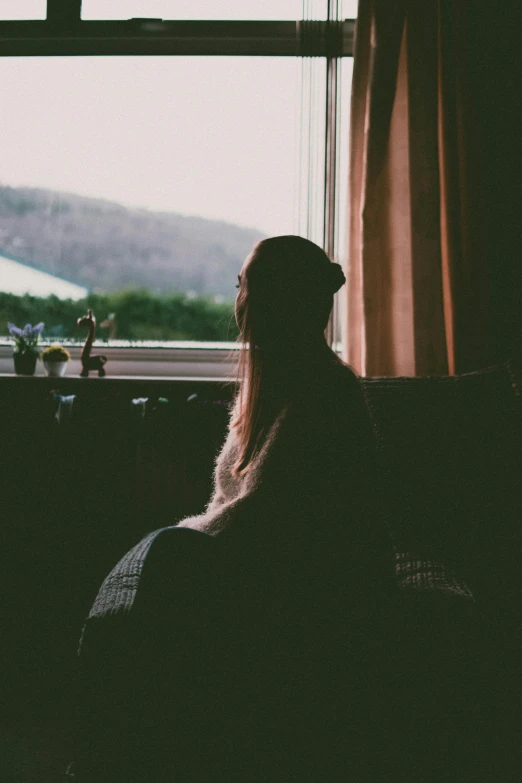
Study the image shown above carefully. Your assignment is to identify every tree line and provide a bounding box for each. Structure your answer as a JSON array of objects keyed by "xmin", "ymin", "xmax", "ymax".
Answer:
[{"xmin": 0, "ymin": 290, "xmax": 239, "ymax": 343}]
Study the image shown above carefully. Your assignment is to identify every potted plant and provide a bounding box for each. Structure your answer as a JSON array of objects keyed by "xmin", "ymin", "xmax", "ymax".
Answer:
[
  {"xmin": 42, "ymin": 344, "xmax": 71, "ymax": 377},
  {"xmin": 8, "ymin": 322, "xmax": 44, "ymax": 375}
]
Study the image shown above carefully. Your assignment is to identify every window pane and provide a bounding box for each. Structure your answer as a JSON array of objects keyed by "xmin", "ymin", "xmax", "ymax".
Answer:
[
  {"xmin": 0, "ymin": 0, "xmax": 46, "ymax": 19},
  {"xmin": 0, "ymin": 56, "xmax": 299, "ymax": 345},
  {"xmin": 81, "ymin": 1, "xmax": 336, "ymax": 21}
]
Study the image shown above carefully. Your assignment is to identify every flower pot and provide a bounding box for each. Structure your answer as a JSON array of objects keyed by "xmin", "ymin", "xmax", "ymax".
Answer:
[
  {"xmin": 43, "ymin": 360, "xmax": 68, "ymax": 378},
  {"xmin": 13, "ymin": 352, "xmax": 38, "ymax": 376}
]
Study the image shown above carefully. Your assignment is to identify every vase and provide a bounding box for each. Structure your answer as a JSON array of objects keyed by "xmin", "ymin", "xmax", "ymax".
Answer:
[
  {"xmin": 13, "ymin": 352, "xmax": 38, "ymax": 376},
  {"xmin": 43, "ymin": 360, "xmax": 68, "ymax": 378}
]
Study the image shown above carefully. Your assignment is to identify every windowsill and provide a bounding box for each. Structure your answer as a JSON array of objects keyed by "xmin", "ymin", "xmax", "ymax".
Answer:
[
  {"xmin": 0, "ymin": 341, "xmax": 344, "ymax": 380},
  {"xmin": 0, "ymin": 342, "xmax": 238, "ymax": 380}
]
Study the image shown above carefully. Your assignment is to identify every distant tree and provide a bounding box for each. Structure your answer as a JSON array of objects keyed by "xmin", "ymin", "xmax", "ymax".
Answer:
[{"xmin": 0, "ymin": 290, "xmax": 239, "ymax": 343}]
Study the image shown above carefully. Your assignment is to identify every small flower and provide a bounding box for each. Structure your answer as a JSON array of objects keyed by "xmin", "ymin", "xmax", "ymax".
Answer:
[
  {"xmin": 8, "ymin": 323, "xmax": 23, "ymax": 338},
  {"xmin": 42, "ymin": 344, "xmax": 70, "ymax": 362},
  {"xmin": 7, "ymin": 321, "xmax": 45, "ymax": 353}
]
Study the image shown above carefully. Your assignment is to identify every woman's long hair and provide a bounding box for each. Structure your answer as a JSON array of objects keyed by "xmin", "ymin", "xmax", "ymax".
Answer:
[{"xmin": 231, "ymin": 236, "xmax": 346, "ymax": 475}]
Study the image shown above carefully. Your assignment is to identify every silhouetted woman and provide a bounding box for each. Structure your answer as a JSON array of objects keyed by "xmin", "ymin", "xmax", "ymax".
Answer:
[{"xmin": 73, "ymin": 236, "xmax": 398, "ymax": 782}]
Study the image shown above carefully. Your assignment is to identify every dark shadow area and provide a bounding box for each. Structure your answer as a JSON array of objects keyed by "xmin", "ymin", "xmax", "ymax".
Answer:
[{"xmin": 0, "ymin": 360, "xmax": 520, "ymax": 780}]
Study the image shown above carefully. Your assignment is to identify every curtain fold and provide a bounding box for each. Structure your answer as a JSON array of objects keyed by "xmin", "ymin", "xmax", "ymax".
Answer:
[{"xmin": 345, "ymin": 0, "xmax": 522, "ymax": 376}]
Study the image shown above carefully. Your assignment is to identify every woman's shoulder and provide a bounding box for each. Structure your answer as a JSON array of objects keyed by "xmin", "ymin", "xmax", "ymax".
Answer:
[
  {"xmin": 293, "ymin": 360, "xmax": 362, "ymax": 418},
  {"xmin": 324, "ymin": 361, "xmax": 368, "ymax": 416},
  {"xmin": 292, "ymin": 361, "xmax": 374, "ymax": 460},
  {"xmin": 329, "ymin": 360, "xmax": 363, "ymax": 392}
]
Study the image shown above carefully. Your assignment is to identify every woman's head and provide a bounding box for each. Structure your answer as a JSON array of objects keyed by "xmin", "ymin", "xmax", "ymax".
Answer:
[
  {"xmin": 235, "ymin": 235, "xmax": 345, "ymax": 352},
  {"xmin": 231, "ymin": 235, "xmax": 346, "ymax": 475}
]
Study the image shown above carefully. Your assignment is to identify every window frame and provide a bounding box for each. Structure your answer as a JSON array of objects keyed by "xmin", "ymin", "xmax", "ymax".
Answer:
[{"xmin": 0, "ymin": 1, "xmax": 353, "ymax": 378}]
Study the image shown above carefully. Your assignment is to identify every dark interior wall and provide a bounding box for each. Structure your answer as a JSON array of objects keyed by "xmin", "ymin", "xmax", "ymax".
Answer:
[{"xmin": 462, "ymin": 1, "xmax": 522, "ymax": 363}]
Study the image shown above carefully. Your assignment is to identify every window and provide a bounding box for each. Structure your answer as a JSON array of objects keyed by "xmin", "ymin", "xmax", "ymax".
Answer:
[
  {"xmin": 0, "ymin": 1, "xmax": 355, "ymax": 378},
  {"xmin": 0, "ymin": 0, "xmax": 46, "ymax": 19},
  {"xmin": 81, "ymin": 1, "xmax": 317, "ymax": 21}
]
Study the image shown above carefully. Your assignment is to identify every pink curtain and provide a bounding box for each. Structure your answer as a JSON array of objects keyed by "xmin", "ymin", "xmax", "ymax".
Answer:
[{"xmin": 345, "ymin": 0, "xmax": 522, "ymax": 376}]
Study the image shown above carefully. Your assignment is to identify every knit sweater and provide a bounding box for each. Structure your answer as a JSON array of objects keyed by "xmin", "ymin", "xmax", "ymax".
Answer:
[{"xmin": 177, "ymin": 362, "xmax": 384, "ymax": 548}]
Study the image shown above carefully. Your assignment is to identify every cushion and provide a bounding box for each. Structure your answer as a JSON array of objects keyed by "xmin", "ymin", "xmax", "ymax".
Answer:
[
  {"xmin": 362, "ymin": 360, "xmax": 521, "ymax": 601},
  {"xmin": 395, "ymin": 551, "xmax": 474, "ymax": 601}
]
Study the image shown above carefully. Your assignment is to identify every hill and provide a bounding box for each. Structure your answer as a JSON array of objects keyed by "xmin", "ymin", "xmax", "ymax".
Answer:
[{"xmin": 0, "ymin": 185, "xmax": 264, "ymax": 298}]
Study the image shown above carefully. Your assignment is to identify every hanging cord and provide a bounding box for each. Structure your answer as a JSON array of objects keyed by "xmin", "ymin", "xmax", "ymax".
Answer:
[{"xmin": 323, "ymin": 0, "xmax": 339, "ymax": 345}]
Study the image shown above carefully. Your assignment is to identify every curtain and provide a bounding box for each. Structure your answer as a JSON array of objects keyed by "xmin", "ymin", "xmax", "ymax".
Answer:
[{"xmin": 345, "ymin": 0, "xmax": 522, "ymax": 376}]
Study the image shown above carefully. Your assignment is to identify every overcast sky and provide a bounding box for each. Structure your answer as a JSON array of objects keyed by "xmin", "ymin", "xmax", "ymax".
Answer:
[
  {"xmin": 0, "ymin": 1, "xmax": 356, "ymax": 236},
  {"xmin": 0, "ymin": 1, "xmax": 358, "ymax": 22}
]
